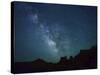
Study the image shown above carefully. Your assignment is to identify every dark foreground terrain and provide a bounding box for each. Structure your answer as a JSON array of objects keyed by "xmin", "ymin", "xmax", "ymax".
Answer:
[{"xmin": 12, "ymin": 45, "xmax": 97, "ymax": 74}]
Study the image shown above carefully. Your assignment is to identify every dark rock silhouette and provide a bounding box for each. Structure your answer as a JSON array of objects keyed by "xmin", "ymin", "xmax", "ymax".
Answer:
[{"xmin": 13, "ymin": 45, "xmax": 97, "ymax": 74}]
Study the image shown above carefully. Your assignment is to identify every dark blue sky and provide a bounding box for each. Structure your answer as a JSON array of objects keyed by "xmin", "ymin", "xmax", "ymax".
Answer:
[{"xmin": 13, "ymin": 2, "xmax": 97, "ymax": 63}]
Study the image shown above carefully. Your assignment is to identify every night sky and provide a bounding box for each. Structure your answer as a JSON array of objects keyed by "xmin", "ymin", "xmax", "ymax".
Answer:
[{"xmin": 13, "ymin": 2, "xmax": 97, "ymax": 63}]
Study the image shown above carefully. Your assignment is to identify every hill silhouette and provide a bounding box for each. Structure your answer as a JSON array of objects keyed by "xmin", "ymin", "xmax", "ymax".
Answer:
[{"xmin": 13, "ymin": 45, "xmax": 97, "ymax": 74}]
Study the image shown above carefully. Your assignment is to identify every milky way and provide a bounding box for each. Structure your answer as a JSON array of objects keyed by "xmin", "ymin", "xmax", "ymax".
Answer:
[{"xmin": 14, "ymin": 2, "xmax": 97, "ymax": 63}]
